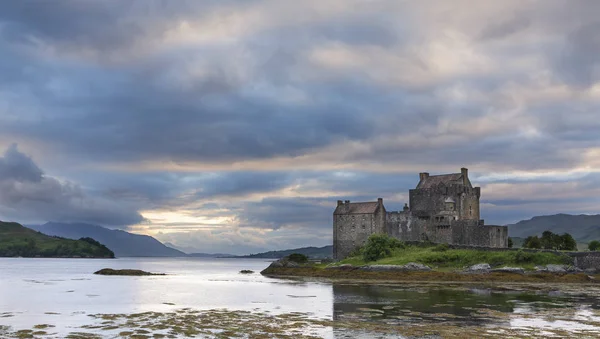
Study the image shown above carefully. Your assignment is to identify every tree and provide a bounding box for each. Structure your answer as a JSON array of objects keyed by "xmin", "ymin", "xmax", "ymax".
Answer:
[
  {"xmin": 508, "ymin": 237, "xmax": 513, "ymax": 248},
  {"xmin": 589, "ymin": 241, "xmax": 600, "ymax": 251},
  {"xmin": 558, "ymin": 233, "xmax": 577, "ymax": 251},
  {"xmin": 541, "ymin": 231, "xmax": 561, "ymax": 250},
  {"xmin": 523, "ymin": 235, "xmax": 541, "ymax": 249}
]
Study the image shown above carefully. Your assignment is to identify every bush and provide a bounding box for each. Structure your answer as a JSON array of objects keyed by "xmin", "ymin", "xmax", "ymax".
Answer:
[
  {"xmin": 348, "ymin": 246, "xmax": 364, "ymax": 257},
  {"xmin": 515, "ymin": 250, "xmax": 533, "ymax": 263},
  {"xmin": 287, "ymin": 253, "xmax": 308, "ymax": 264},
  {"xmin": 362, "ymin": 234, "xmax": 405, "ymax": 262},
  {"xmin": 589, "ymin": 241, "xmax": 600, "ymax": 251},
  {"xmin": 508, "ymin": 238, "xmax": 513, "ymax": 248},
  {"xmin": 432, "ymin": 243, "xmax": 450, "ymax": 252}
]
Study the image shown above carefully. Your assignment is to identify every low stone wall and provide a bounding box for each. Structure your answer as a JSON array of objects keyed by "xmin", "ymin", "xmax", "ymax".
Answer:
[{"xmin": 570, "ymin": 252, "xmax": 600, "ymax": 270}]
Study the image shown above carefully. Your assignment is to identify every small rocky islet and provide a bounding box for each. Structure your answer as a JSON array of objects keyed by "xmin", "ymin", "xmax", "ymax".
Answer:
[{"xmin": 93, "ymin": 268, "xmax": 165, "ymax": 276}]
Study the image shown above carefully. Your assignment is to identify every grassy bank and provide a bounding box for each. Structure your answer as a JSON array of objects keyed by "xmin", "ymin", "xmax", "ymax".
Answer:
[
  {"xmin": 336, "ymin": 244, "xmax": 573, "ymax": 271},
  {"xmin": 0, "ymin": 221, "xmax": 114, "ymax": 258}
]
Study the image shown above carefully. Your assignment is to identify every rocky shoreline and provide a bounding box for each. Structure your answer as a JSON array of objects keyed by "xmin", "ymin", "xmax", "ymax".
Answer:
[{"xmin": 261, "ymin": 258, "xmax": 600, "ymax": 284}]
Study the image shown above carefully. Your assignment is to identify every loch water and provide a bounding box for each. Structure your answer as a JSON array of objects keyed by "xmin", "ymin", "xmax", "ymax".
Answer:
[{"xmin": 1, "ymin": 257, "xmax": 600, "ymax": 338}]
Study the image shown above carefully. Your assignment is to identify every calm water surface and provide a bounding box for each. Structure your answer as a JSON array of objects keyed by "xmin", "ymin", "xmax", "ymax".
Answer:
[{"xmin": 1, "ymin": 257, "xmax": 600, "ymax": 338}]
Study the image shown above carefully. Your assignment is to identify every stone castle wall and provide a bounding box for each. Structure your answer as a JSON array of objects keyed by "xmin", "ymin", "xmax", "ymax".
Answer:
[
  {"xmin": 333, "ymin": 206, "xmax": 386, "ymax": 260},
  {"xmin": 385, "ymin": 213, "xmax": 507, "ymax": 249}
]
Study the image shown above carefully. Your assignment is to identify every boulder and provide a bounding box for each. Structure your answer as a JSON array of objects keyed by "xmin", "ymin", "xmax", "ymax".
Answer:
[
  {"xmin": 534, "ymin": 265, "xmax": 583, "ymax": 274},
  {"xmin": 267, "ymin": 258, "xmax": 300, "ymax": 269},
  {"xmin": 491, "ymin": 267, "xmax": 525, "ymax": 274},
  {"xmin": 360, "ymin": 263, "xmax": 431, "ymax": 272},
  {"xmin": 464, "ymin": 263, "xmax": 491, "ymax": 273},
  {"xmin": 401, "ymin": 262, "xmax": 432, "ymax": 271},
  {"xmin": 545, "ymin": 264, "xmax": 567, "ymax": 273},
  {"xmin": 325, "ymin": 264, "xmax": 355, "ymax": 270}
]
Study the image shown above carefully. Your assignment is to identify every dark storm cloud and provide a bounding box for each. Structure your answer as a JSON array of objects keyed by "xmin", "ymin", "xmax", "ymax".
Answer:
[{"xmin": 0, "ymin": 145, "xmax": 143, "ymax": 226}]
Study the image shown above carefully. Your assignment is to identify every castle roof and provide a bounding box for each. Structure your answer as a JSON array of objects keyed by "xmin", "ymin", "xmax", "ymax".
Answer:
[
  {"xmin": 334, "ymin": 201, "xmax": 379, "ymax": 215},
  {"xmin": 416, "ymin": 173, "xmax": 464, "ymax": 189}
]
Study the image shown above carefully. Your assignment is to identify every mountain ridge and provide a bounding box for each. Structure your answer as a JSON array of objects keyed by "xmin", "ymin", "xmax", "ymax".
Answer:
[
  {"xmin": 507, "ymin": 213, "xmax": 600, "ymax": 243},
  {"xmin": 235, "ymin": 245, "xmax": 333, "ymax": 259},
  {"xmin": 28, "ymin": 222, "xmax": 186, "ymax": 257}
]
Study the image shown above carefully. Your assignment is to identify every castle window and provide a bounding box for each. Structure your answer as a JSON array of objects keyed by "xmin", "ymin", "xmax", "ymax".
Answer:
[{"xmin": 469, "ymin": 206, "xmax": 472, "ymax": 216}]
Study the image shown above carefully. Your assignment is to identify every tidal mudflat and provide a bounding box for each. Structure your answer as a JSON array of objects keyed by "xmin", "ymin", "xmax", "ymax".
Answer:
[{"xmin": 2, "ymin": 258, "xmax": 600, "ymax": 338}]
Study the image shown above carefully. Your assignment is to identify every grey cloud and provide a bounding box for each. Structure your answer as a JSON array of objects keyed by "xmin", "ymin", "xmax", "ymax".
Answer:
[
  {"xmin": 478, "ymin": 13, "xmax": 531, "ymax": 41},
  {"xmin": 556, "ymin": 21, "xmax": 600, "ymax": 87},
  {"xmin": 0, "ymin": 144, "xmax": 143, "ymax": 226},
  {"xmin": 0, "ymin": 144, "xmax": 43, "ymax": 182}
]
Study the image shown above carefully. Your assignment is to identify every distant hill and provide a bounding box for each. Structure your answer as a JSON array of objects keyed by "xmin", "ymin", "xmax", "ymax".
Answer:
[
  {"xmin": 29, "ymin": 222, "xmax": 186, "ymax": 257},
  {"xmin": 237, "ymin": 245, "xmax": 333, "ymax": 259},
  {"xmin": 0, "ymin": 221, "xmax": 114, "ymax": 258},
  {"xmin": 507, "ymin": 214, "xmax": 600, "ymax": 243},
  {"xmin": 187, "ymin": 252, "xmax": 233, "ymax": 258}
]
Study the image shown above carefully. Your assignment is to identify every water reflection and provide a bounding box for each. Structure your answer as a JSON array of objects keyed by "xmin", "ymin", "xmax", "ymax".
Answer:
[{"xmin": 331, "ymin": 282, "xmax": 600, "ymax": 330}]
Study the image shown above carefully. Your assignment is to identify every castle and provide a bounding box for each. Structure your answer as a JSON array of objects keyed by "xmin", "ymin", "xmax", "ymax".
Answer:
[{"xmin": 333, "ymin": 168, "xmax": 508, "ymax": 259}]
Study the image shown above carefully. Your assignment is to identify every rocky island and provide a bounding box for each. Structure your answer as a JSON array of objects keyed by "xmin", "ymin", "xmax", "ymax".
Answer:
[
  {"xmin": 94, "ymin": 268, "xmax": 165, "ymax": 276},
  {"xmin": 261, "ymin": 239, "xmax": 600, "ymax": 284}
]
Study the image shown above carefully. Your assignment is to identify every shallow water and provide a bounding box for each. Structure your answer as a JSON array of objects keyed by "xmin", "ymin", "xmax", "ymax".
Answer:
[{"xmin": 1, "ymin": 258, "xmax": 600, "ymax": 338}]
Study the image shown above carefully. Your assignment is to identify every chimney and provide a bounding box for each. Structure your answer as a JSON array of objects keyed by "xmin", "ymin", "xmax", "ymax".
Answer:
[
  {"xmin": 344, "ymin": 200, "xmax": 350, "ymax": 206},
  {"xmin": 337, "ymin": 200, "xmax": 343, "ymax": 207},
  {"xmin": 403, "ymin": 203, "xmax": 409, "ymax": 212},
  {"xmin": 377, "ymin": 198, "xmax": 383, "ymax": 205},
  {"xmin": 419, "ymin": 172, "xmax": 429, "ymax": 181},
  {"xmin": 461, "ymin": 168, "xmax": 468, "ymax": 185}
]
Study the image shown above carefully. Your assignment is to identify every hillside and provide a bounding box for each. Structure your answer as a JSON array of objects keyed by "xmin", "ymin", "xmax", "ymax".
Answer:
[
  {"xmin": 237, "ymin": 245, "xmax": 333, "ymax": 259},
  {"xmin": 507, "ymin": 214, "xmax": 600, "ymax": 243},
  {"xmin": 29, "ymin": 222, "xmax": 186, "ymax": 257},
  {"xmin": 0, "ymin": 221, "xmax": 114, "ymax": 258}
]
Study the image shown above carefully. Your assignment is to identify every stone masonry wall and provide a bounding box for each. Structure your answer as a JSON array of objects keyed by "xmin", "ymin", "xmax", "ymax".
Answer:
[
  {"xmin": 570, "ymin": 252, "xmax": 600, "ymax": 270},
  {"xmin": 333, "ymin": 204, "xmax": 387, "ymax": 259}
]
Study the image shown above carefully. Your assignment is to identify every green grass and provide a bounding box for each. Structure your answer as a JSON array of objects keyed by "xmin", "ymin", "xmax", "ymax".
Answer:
[
  {"xmin": 0, "ymin": 221, "xmax": 114, "ymax": 258},
  {"xmin": 337, "ymin": 245, "xmax": 572, "ymax": 270}
]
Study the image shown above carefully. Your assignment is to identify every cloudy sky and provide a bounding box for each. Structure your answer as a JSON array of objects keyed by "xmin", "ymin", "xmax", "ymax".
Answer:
[{"xmin": 0, "ymin": 1, "xmax": 599, "ymax": 254}]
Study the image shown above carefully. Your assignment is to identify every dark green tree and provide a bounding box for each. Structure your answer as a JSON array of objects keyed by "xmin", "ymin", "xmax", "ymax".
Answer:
[
  {"xmin": 588, "ymin": 240, "xmax": 600, "ymax": 251},
  {"xmin": 523, "ymin": 235, "xmax": 541, "ymax": 249},
  {"xmin": 558, "ymin": 233, "xmax": 577, "ymax": 251},
  {"xmin": 508, "ymin": 237, "xmax": 513, "ymax": 248}
]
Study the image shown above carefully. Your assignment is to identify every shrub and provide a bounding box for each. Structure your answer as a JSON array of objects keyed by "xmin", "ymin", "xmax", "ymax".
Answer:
[
  {"xmin": 362, "ymin": 234, "xmax": 405, "ymax": 262},
  {"xmin": 432, "ymin": 243, "xmax": 450, "ymax": 252},
  {"xmin": 589, "ymin": 240, "xmax": 600, "ymax": 251},
  {"xmin": 508, "ymin": 238, "xmax": 513, "ymax": 248},
  {"xmin": 287, "ymin": 253, "xmax": 308, "ymax": 264},
  {"xmin": 348, "ymin": 246, "xmax": 364, "ymax": 258},
  {"xmin": 515, "ymin": 250, "xmax": 533, "ymax": 263}
]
